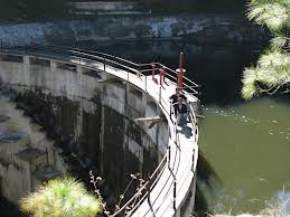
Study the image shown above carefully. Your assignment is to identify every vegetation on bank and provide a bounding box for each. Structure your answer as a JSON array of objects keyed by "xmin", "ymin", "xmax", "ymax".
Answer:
[
  {"xmin": 20, "ymin": 177, "xmax": 102, "ymax": 217},
  {"xmin": 242, "ymin": 0, "xmax": 290, "ymax": 100}
]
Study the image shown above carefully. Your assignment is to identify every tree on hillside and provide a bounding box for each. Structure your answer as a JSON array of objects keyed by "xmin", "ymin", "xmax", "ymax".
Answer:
[
  {"xmin": 242, "ymin": 0, "xmax": 290, "ymax": 100},
  {"xmin": 20, "ymin": 177, "xmax": 102, "ymax": 217}
]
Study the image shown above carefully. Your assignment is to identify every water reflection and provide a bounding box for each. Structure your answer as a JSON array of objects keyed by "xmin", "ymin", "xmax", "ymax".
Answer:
[{"xmin": 199, "ymin": 97, "xmax": 290, "ymax": 215}]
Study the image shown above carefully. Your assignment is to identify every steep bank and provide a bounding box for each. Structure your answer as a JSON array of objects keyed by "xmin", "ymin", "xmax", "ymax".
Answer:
[
  {"xmin": 0, "ymin": 14, "xmax": 267, "ymax": 48},
  {"xmin": 0, "ymin": 0, "xmax": 244, "ymax": 22}
]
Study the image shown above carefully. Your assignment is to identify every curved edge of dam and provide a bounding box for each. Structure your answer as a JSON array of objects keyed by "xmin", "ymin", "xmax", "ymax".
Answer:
[{"xmin": 0, "ymin": 46, "xmax": 199, "ymax": 217}]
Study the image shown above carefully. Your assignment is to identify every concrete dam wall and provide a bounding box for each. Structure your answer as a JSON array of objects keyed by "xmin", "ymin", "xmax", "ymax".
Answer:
[
  {"xmin": 0, "ymin": 52, "xmax": 168, "ymax": 207},
  {"xmin": 0, "ymin": 48, "xmax": 199, "ymax": 217},
  {"xmin": 0, "ymin": 96, "xmax": 67, "ymax": 204}
]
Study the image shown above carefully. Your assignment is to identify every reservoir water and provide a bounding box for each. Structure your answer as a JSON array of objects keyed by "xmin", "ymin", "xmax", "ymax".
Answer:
[{"xmin": 199, "ymin": 97, "xmax": 290, "ymax": 215}]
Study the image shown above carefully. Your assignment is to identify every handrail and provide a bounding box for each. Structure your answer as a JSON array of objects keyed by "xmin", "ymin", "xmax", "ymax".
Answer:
[
  {"xmin": 111, "ymin": 155, "xmax": 167, "ymax": 217},
  {"xmin": 27, "ymin": 45, "xmax": 199, "ymax": 95},
  {"xmin": 0, "ymin": 46, "xmax": 199, "ymax": 217},
  {"xmin": 46, "ymin": 45, "xmax": 142, "ymax": 68}
]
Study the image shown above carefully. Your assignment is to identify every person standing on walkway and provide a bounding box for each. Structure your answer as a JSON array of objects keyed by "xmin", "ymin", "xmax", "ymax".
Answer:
[
  {"xmin": 176, "ymin": 96, "xmax": 188, "ymax": 126},
  {"xmin": 170, "ymin": 88, "xmax": 187, "ymax": 122}
]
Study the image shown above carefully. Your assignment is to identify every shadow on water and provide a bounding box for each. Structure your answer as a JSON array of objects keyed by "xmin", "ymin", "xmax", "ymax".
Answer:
[{"xmin": 195, "ymin": 152, "xmax": 222, "ymax": 217}]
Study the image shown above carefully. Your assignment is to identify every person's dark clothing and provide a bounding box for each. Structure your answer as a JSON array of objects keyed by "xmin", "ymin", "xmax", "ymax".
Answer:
[
  {"xmin": 177, "ymin": 104, "xmax": 187, "ymax": 114},
  {"xmin": 170, "ymin": 93, "xmax": 187, "ymax": 117},
  {"xmin": 169, "ymin": 94, "xmax": 186, "ymax": 104}
]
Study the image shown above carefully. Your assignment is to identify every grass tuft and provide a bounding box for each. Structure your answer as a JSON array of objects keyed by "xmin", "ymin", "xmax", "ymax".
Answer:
[{"xmin": 20, "ymin": 177, "xmax": 102, "ymax": 217}]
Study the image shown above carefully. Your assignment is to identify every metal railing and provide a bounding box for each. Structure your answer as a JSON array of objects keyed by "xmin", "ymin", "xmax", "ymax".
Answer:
[
  {"xmin": 18, "ymin": 45, "xmax": 199, "ymax": 95},
  {"xmin": 0, "ymin": 46, "xmax": 199, "ymax": 217},
  {"xmin": 111, "ymin": 155, "xmax": 167, "ymax": 217}
]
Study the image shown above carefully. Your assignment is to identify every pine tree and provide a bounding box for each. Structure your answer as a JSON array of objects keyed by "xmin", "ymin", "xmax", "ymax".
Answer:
[
  {"xmin": 242, "ymin": 0, "xmax": 290, "ymax": 100},
  {"xmin": 20, "ymin": 177, "xmax": 102, "ymax": 217}
]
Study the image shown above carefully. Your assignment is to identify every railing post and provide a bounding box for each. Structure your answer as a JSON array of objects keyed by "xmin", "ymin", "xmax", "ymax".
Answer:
[
  {"xmin": 192, "ymin": 149, "xmax": 195, "ymax": 172},
  {"xmin": 159, "ymin": 85, "xmax": 162, "ymax": 104},
  {"xmin": 151, "ymin": 64, "xmax": 156, "ymax": 81},
  {"xmin": 175, "ymin": 118, "xmax": 178, "ymax": 144},
  {"xmin": 145, "ymin": 75, "xmax": 148, "ymax": 92},
  {"xmin": 103, "ymin": 57, "xmax": 106, "ymax": 72},
  {"xmin": 176, "ymin": 52, "xmax": 186, "ymax": 93},
  {"xmin": 168, "ymin": 146, "xmax": 171, "ymax": 169},
  {"xmin": 173, "ymin": 179, "xmax": 177, "ymax": 213},
  {"xmin": 159, "ymin": 67, "xmax": 166, "ymax": 87}
]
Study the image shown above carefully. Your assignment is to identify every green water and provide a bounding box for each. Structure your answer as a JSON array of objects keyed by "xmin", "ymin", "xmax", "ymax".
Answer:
[{"xmin": 198, "ymin": 97, "xmax": 290, "ymax": 215}]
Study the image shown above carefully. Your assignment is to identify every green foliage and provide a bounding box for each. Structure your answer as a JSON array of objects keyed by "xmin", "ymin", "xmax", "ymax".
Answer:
[
  {"xmin": 242, "ymin": 0, "xmax": 290, "ymax": 100},
  {"xmin": 271, "ymin": 36, "xmax": 288, "ymax": 49},
  {"xmin": 242, "ymin": 67, "xmax": 258, "ymax": 100},
  {"xmin": 20, "ymin": 177, "xmax": 102, "ymax": 217},
  {"xmin": 247, "ymin": 0, "xmax": 289, "ymax": 31}
]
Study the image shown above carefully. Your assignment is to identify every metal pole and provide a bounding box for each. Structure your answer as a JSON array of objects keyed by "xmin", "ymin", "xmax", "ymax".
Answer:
[
  {"xmin": 173, "ymin": 180, "xmax": 177, "ymax": 212},
  {"xmin": 179, "ymin": 52, "xmax": 184, "ymax": 71},
  {"xmin": 159, "ymin": 67, "xmax": 166, "ymax": 87},
  {"xmin": 145, "ymin": 75, "xmax": 148, "ymax": 92},
  {"xmin": 177, "ymin": 52, "xmax": 185, "ymax": 93},
  {"xmin": 103, "ymin": 57, "xmax": 106, "ymax": 72},
  {"xmin": 159, "ymin": 85, "xmax": 161, "ymax": 104},
  {"xmin": 151, "ymin": 64, "xmax": 155, "ymax": 80},
  {"xmin": 175, "ymin": 118, "xmax": 178, "ymax": 144},
  {"xmin": 168, "ymin": 146, "xmax": 171, "ymax": 169}
]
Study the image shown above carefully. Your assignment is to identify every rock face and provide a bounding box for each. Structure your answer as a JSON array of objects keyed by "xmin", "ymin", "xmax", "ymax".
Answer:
[{"xmin": 0, "ymin": 15, "xmax": 266, "ymax": 48}]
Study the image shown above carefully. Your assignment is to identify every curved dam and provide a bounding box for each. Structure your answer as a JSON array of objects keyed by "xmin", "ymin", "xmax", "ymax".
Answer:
[{"xmin": 0, "ymin": 47, "xmax": 199, "ymax": 217}]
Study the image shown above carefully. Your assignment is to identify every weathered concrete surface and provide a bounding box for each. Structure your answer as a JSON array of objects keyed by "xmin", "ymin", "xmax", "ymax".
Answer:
[
  {"xmin": 0, "ymin": 50, "xmax": 198, "ymax": 216},
  {"xmin": 0, "ymin": 96, "xmax": 66, "ymax": 203},
  {"xmin": 0, "ymin": 56, "xmax": 167, "ymax": 153},
  {"xmin": 0, "ymin": 15, "xmax": 265, "ymax": 47},
  {"xmin": 0, "ymin": 54, "xmax": 166, "ymax": 206}
]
